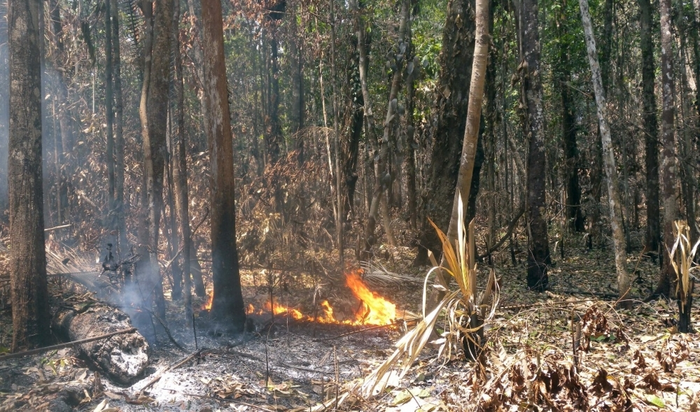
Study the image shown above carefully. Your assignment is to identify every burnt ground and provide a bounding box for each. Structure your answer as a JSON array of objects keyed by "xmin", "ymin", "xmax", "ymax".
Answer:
[{"xmin": 1, "ymin": 236, "xmax": 700, "ymax": 411}]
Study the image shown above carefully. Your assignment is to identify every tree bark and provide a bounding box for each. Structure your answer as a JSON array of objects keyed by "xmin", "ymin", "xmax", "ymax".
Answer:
[
  {"xmin": 201, "ymin": 0, "xmax": 246, "ymax": 331},
  {"xmin": 579, "ymin": 0, "xmax": 631, "ymax": 304},
  {"xmin": 514, "ymin": 0, "xmax": 551, "ymax": 291},
  {"xmin": 557, "ymin": 0, "xmax": 584, "ymax": 233},
  {"xmin": 446, "ymin": 0, "xmax": 489, "ymax": 251},
  {"xmin": 639, "ymin": 0, "xmax": 660, "ymax": 256},
  {"xmin": 53, "ymin": 304, "xmax": 149, "ymax": 384},
  {"xmin": 413, "ymin": 0, "xmax": 476, "ymax": 265},
  {"xmin": 8, "ymin": 0, "xmax": 50, "ymax": 351},
  {"xmin": 173, "ymin": 0, "xmax": 192, "ymax": 322},
  {"xmin": 138, "ymin": 0, "xmax": 172, "ymax": 330},
  {"xmin": 653, "ymin": 0, "xmax": 679, "ymax": 299}
]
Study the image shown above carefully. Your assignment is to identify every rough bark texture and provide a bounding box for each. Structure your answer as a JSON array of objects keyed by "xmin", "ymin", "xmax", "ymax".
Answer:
[
  {"xmin": 414, "ymin": 0, "xmax": 476, "ymax": 265},
  {"xmin": 138, "ymin": 0, "xmax": 172, "ymax": 329},
  {"xmin": 173, "ymin": 0, "xmax": 193, "ymax": 321},
  {"xmin": 202, "ymin": 0, "xmax": 246, "ymax": 332},
  {"xmin": 445, "ymin": 0, "xmax": 489, "ymax": 250},
  {"xmin": 655, "ymin": 0, "xmax": 678, "ymax": 299},
  {"xmin": 9, "ymin": 0, "xmax": 50, "ymax": 351},
  {"xmin": 343, "ymin": 36, "xmax": 364, "ymax": 221},
  {"xmin": 579, "ymin": 0, "xmax": 631, "ymax": 303},
  {"xmin": 515, "ymin": 0, "xmax": 550, "ymax": 291},
  {"xmin": 639, "ymin": 0, "xmax": 660, "ymax": 255},
  {"xmin": 53, "ymin": 304, "xmax": 149, "ymax": 384}
]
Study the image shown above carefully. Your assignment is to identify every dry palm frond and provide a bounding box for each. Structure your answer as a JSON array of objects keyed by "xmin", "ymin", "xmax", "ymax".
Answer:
[
  {"xmin": 669, "ymin": 220, "xmax": 700, "ymax": 312},
  {"xmin": 352, "ymin": 195, "xmax": 499, "ymax": 399},
  {"xmin": 359, "ymin": 261, "xmax": 423, "ymax": 286}
]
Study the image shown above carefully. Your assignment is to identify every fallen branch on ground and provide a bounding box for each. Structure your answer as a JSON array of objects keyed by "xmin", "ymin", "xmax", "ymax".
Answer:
[{"xmin": 0, "ymin": 327, "xmax": 136, "ymax": 360}]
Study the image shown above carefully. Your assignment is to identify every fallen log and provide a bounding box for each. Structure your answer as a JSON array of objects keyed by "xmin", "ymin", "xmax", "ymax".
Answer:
[{"xmin": 53, "ymin": 303, "xmax": 150, "ymax": 385}]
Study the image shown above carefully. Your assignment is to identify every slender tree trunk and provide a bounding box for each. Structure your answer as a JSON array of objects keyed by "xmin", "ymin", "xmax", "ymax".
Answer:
[
  {"xmin": 652, "ymin": 0, "xmax": 679, "ymax": 300},
  {"xmin": 138, "ymin": 0, "xmax": 172, "ymax": 330},
  {"xmin": 9, "ymin": 0, "xmax": 50, "ymax": 351},
  {"xmin": 579, "ymin": 0, "xmax": 631, "ymax": 304},
  {"xmin": 105, "ymin": 0, "xmax": 115, "ymax": 209},
  {"xmin": 403, "ymin": 34, "xmax": 418, "ymax": 231},
  {"xmin": 173, "ymin": 0, "xmax": 192, "ymax": 322},
  {"xmin": 0, "ymin": 0, "xmax": 8, "ymax": 213},
  {"xmin": 557, "ymin": 1, "xmax": 584, "ymax": 233},
  {"xmin": 290, "ymin": 4, "xmax": 304, "ymax": 162},
  {"xmin": 166, "ymin": 123, "xmax": 182, "ymax": 300},
  {"xmin": 515, "ymin": 0, "xmax": 551, "ymax": 291},
  {"xmin": 445, "ymin": 0, "xmax": 489, "ymax": 248},
  {"xmin": 343, "ymin": 36, "xmax": 364, "ymax": 221},
  {"xmin": 201, "ymin": 0, "xmax": 246, "ymax": 331},
  {"xmin": 330, "ymin": 0, "xmax": 344, "ymax": 263},
  {"xmin": 111, "ymin": 0, "xmax": 127, "ymax": 254},
  {"xmin": 639, "ymin": 0, "xmax": 660, "ymax": 256},
  {"xmin": 267, "ymin": 36, "xmax": 282, "ymax": 164},
  {"xmin": 355, "ymin": 0, "xmax": 403, "ymax": 256},
  {"xmin": 413, "ymin": 0, "xmax": 476, "ymax": 266}
]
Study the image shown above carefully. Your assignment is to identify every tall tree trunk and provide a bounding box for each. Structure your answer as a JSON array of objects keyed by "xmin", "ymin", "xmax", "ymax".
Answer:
[
  {"xmin": 413, "ymin": 0, "xmax": 476, "ymax": 265},
  {"xmin": 201, "ymin": 0, "xmax": 246, "ymax": 331},
  {"xmin": 343, "ymin": 35, "xmax": 364, "ymax": 221},
  {"xmin": 639, "ymin": 0, "xmax": 660, "ymax": 256},
  {"xmin": 403, "ymin": 38, "xmax": 418, "ymax": 231},
  {"xmin": 166, "ymin": 124, "xmax": 182, "ymax": 301},
  {"xmin": 105, "ymin": 0, "xmax": 116, "ymax": 210},
  {"xmin": 445, "ymin": 0, "xmax": 489, "ymax": 248},
  {"xmin": 138, "ymin": 0, "xmax": 172, "ymax": 333},
  {"xmin": 0, "ymin": 0, "xmax": 8, "ymax": 213},
  {"xmin": 514, "ymin": 0, "xmax": 550, "ymax": 291},
  {"xmin": 111, "ymin": 0, "xmax": 127, "ymax": 254},
  {"xmin": 9, "ymin": 0, "xmax": 50, "ymax": 351},
  {"xmin": 290, "ymin": 4, "xmax": 304, "ymax": 162},
  {"xmin": 557, "ymin": 1, "xmax": 584, "ymax": 233},
  {"xmin": 173, "ymin": 0, "xmax": 193, "ymax": 322},
  {"xmin": 266, "ymin": 36, "xmax": 282, "ymax": 164},
  {"xmin": 579, "ymin": 0, "xmax": 631, "ymax": 304},
  {"xmin": 651, "ymin": 0, "xmax": 679, "ymax": 300}
]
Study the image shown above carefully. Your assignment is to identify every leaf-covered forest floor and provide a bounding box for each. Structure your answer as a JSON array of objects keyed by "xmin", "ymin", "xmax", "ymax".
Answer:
[{"xmin": 0, "ymin": 233, "xmax": 699, "ymax": 411}]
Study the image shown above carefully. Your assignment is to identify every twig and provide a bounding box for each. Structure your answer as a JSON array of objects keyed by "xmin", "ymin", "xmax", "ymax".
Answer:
[
  {"xmin": 44, "ymin": 223, "xmax": 72, "ymax": 232},
  {"xmin": 0, "ymin": 327, "xmax": 137, "ymax": 360},
  {"xmin": 138, "ymin": 349, "xmax": 204, "ymax": 396},
  {"xmin": 311, "ymin": 323, "xmax": 396, "ymax": 342},
  {"xmin": 148, "ymin": 309, "xmax": 186, "ymax": 352},
  {"xmin": 162, "ymin": 208, "xmax": 209, "ymax": 270},
  {"xmin": 478, "ymin": 204, "xmax": 526, "ymax": 260}
]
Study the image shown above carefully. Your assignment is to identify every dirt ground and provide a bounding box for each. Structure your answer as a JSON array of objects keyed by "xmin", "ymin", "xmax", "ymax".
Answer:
[{"xmin": 1, "ymin": 238, "xmax": 699, "ymax": 411}]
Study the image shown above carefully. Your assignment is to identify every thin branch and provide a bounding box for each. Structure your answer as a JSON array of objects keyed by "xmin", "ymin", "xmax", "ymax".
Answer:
[{"xmin": 0, "ymin": 327, "xmax": 137, "ymax": 360}]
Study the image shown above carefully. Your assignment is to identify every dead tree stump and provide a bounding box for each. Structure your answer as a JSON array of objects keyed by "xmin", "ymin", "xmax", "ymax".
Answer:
[{"xmin": 53, "ymin": 304, "xmax": 150, "ymax": 384}]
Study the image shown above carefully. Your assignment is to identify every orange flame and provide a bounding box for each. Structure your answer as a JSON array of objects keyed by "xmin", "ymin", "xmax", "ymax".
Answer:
[
  {"xmin": 202, "ymin": 292, "xmax": 214, "ymax": 311},
  {"xmin": 201, "ymin": 270, "xmax": 397, "ymax": 326},
  {"xmin": 345, "ymin": 270, "xmax": 396, "ymax": 325}
]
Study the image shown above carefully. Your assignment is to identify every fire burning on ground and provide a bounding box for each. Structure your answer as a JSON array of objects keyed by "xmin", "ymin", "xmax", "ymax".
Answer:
[{"xmin": 202, "ymin": 270, "xmax": 397, "ymax": 326}]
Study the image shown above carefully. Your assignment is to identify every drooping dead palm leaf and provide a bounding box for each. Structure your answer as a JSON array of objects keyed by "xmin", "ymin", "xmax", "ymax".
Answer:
[{"xmin": 352, "ymin": 195, "xmax": 499, "ymax": 399}]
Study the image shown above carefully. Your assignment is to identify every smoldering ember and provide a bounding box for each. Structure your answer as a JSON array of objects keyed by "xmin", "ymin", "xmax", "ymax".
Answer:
[{"xmin": 1, "ymin": 0, "xmax": 700, "ymax": 410}]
